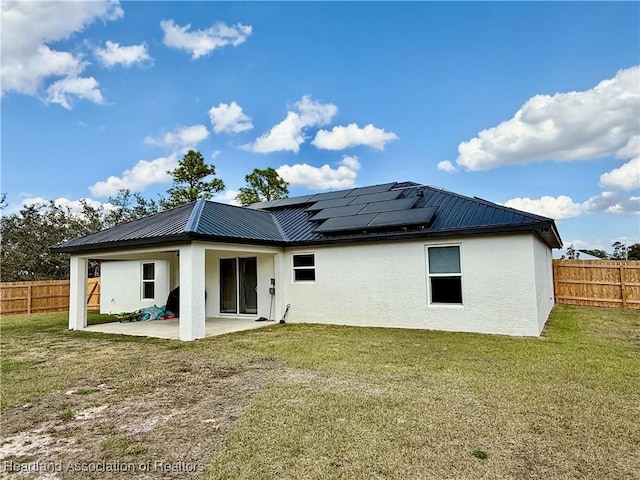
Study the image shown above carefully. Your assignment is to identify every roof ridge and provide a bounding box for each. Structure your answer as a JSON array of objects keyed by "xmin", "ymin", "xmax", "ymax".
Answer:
[
  {"xmin": 271, "ymin": 215, "xmax": 289, "ymax": 242},
  {"xmin": 197, "ymin": 199, "xmax": 288, "ymax": 242},
  {"xmin": 185, "ymin": 199, "xmax": 206, "ymax": 232}
]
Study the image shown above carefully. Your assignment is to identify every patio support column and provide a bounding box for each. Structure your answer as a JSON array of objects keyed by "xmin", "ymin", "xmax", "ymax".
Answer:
[
  {"xmin": 69, "ymin": 255, "xmax": 87, "ymax": 330},
  {"xmin": 179, "ymin": 243, "xmax": 206, "ymax": 341}
]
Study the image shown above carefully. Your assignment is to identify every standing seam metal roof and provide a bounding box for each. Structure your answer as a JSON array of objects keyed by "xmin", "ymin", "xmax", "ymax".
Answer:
[{"xmin": 52, "ymin": 182, "xmax": 562, "ymax": 253}]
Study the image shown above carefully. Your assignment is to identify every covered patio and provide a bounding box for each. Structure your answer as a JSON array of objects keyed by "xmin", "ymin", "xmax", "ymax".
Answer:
[
  {"xmin": 51, "ymin": 199, "xmax": 288, "ymax": 341},
  {"xmin": 66, "ymin": 241, "xmax": 284, "ymax": 341},
  {"xmin": 83, "ymin": 317, "xmax": 278, "ymax": 340}
]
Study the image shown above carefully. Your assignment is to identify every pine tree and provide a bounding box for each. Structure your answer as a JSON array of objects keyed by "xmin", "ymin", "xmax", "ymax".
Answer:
[{"xmin": 163, "ymin": 150, "xmax": 224, "ymax": 208}]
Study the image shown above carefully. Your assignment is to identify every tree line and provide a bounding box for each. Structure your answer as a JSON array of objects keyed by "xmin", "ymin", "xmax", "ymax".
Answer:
[
  {"xmin": 0, "ymin": 150, "xmax": 288, "ymax": 282},
  {"xmin": 562, "ymin": 242, "xmax": 640, "ymax": 260}
]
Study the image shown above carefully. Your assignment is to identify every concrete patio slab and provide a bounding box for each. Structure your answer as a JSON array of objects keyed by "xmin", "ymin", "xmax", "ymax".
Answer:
[{"xmin": 82, "ymin": 317, "xmax": 277, "ymax": 340}]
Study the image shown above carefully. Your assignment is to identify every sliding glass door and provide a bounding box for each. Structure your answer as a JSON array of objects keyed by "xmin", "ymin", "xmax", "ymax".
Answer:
[
  {"xmin": 220, "ymin": 259, "xmax": 237, "ymax": 313},
  {"xmin": 220, "ymin": 257, "xmax": 257, "ymax": 314},
  {"xmin": 239, "ymin": 257, "xmax": 258, "ymax": 314}
]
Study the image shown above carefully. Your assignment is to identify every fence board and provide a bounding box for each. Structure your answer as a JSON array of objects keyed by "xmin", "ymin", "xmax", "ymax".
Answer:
[
  {"xmin": 0, "ymin": 279, "xmax": 100, "ymax": 315},
  {"xmin": 553, "ymin": 260, "xmax": 640, "ymax": 309}
]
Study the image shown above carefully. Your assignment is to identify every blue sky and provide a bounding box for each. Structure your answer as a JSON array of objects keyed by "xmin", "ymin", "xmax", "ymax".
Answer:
[{"xmin": 2, "ymin": 1, "xmax": 639, "ymax": 253}]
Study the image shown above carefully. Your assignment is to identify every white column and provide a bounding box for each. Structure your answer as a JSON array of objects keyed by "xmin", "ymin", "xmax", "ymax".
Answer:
[
  {"xmin": 69, "ymin": 255, "xmax": 87, "ymax": 330},
  {"xmin": 179, "ymin": 244, "xmax": 206, "ymax": 341}
]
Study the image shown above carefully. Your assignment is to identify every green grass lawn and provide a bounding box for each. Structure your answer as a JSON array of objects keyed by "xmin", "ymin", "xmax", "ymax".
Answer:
[{"xmin": 1, "ymin": 306, "xmax": 639, "ymax": 479}]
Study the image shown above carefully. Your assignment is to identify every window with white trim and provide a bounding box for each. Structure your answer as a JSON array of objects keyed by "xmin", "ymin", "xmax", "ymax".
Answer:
[
  {"xmin": 427, "ymin": 245, "xmax": 462, "ymax": 304},
  {"xmin": 142, "ymin": 262, "xmax": 155, "ymax": 299},
  {"xmin": 292, "ymin": 253, "xmax": 315, "ymax": 282}
]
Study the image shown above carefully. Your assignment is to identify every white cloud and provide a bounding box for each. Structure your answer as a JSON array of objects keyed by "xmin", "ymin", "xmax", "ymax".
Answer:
[
  {"xmin": 616, "ymin": 134, "xmax": 640, "ymax": 159},
  {"xmin": 144, "ymin": 125, "xmax": 209, "ymax": 151},
  {"xmin": 312, "ymin": 123, "xmax": 397, "ymax": 150},
  {"xmin": 1, "ymin": 0, "xmax": 123, "ymax": 106},
  {"xmin": 437, "ymin": 160, "xmax": 458, "ymax": 173},
  {"xmin": 89, "ymin": 154, "xmax": 179, "ymax": 197},
  {"xmin": 247, "ymin": 95, "xmax": 337, "ymax": 153},
  {"xmin": 92, "ymin": 123, "xmax": 210, "ymax": 200},
  {"xmin": 505, "ymin": 191, "xmax": 640, "ymax": 220},
  {"xmin": 456, "ymin": 66, "xmax": 640, "ymax": 170},
  {"xmin": 45, "ymin": 76, "xmax": 104, "ymax": 109},
  {"xmin": 504, "ymin": 195, "xmax": 584, "ymax": 220},
  {"xmin": 160, "ymin": 19, "xmax": 252, "ymax": 59},
  {"xmin": 277, "ymin": 155, "xmax": 360, "ymax": 190},
  {"xmin": 94, "ymin": 41, "xmax": 151, "ymax": 68},
  {"xmin": 600, "ymin": 157, "xmax": 640, "ymax": 191},
  {"xmin": 213, "ymin": 190, "xmax": 242, "ymax": 206},
  {"xmin": 582, "ymin": 191, "xmax": 640, "ymax": 215},
  {"xmin": 208, "ymin": 102, "xmax": 253, "ymax": 133},
  {"xmin": 1, "ymin": 46, "xmax": 85, "ymax": 95},
  {"xmin": 599, "ymin": 135, "xmax": 640, "ymax": 192}
]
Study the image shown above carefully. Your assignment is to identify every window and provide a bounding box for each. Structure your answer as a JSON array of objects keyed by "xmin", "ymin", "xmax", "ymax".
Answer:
[
  {"xmin": 142, "ymin": 262, "xmax": 155, "ymax": 299},
  {"xmin": 292, "ymin": 253, "xmax": 315, "ymax": 282},
  {"xmin": 427, "ymin": 246, "xmax": 462, "ymax": 304}
]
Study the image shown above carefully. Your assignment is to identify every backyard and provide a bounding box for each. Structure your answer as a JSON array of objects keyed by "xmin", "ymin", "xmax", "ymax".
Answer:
[{"xmin": 1, "ymin": 305, "xmax": 639, "ymax": 479}]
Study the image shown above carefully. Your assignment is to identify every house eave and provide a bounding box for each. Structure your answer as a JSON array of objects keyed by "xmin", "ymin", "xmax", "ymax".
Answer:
[
  {"xmin": 51, "ymin": 232, "xmax": 287, "ymax": 255},
  {"xmin": 285, "ymin": 222, "xmax": 562, "ymax": 249},
  {"xmin": 52, "ymin": 220, "xmax": 561, "ymax": 255},
  {"xmin": 50, "ymin": 234, "xmax": 195, "ymax": 255}
]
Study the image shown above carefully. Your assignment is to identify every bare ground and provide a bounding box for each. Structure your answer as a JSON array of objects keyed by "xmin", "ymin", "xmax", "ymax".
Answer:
[{"xmin": 1, "ymin": 359, "xmax": 278, "ymax": 479}]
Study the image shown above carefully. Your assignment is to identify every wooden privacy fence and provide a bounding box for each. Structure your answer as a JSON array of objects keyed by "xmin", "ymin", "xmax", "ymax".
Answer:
[
  {"xmin": 553, "ymin": 260, "xmax": 640, "ymax": 309},
  {"xmin": 0, "ymin": 278, "xmax": 100, "ymax": 315},
  {"xmin": 2, "ymin": 261, "xmax": 639, "ymax": 315}
]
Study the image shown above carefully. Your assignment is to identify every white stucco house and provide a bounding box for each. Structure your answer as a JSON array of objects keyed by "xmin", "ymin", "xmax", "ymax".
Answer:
[{"xmin": 52, "ymin": 181, "xmax": 562, "ymax": 341}]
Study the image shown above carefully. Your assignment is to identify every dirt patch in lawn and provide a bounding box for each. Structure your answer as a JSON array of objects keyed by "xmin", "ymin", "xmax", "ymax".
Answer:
[{"xmin": 1, "ymin": 360, "xmax": 277, "ymax": 479}]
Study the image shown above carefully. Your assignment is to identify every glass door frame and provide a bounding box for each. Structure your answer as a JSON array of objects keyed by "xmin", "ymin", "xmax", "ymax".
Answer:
[{"xmin": 219, "ymin": 256, "xmax": 258, "ymax": 315}]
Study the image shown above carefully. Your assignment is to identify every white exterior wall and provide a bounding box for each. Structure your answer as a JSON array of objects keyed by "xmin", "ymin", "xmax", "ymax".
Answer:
[
  {"xmin": 100, "ymin": 260, "xmax": 170, "ymax": 314},
  {"xmin": 532, "ymin": 235, "xmax": 555, "ymax": 333},
  {"xmin": 92, "ymin": 233, "xmax": 554, "ymax": 337},
  {"xmin": 281, "ymin": 233, "xmax": 552, "ymax": 336}
]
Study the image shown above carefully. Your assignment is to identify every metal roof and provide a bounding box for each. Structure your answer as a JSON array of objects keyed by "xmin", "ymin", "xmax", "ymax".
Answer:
[
  {"xmin": 52, "ymin": 182, "xmax": 562, "ymax": 254},
  {"xmin": 192, "ymin": 201, "xmax": 284, "ymax": 241},
  {"xmin": 53, "ymin": 202, "xmax": 195, "ymax": 252}
]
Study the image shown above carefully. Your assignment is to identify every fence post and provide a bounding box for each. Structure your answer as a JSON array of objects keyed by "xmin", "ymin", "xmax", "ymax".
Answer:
[
  {"xmin": 620, "ymin": 265, "xmax": 627, "ymax": 309},
  {"xmin": 27, "ymin": 284, "xmax": 32, "ymax": 314},
  {"xmin": 552, "ymin": 262, "xmax": 559, "ymax": 304}
]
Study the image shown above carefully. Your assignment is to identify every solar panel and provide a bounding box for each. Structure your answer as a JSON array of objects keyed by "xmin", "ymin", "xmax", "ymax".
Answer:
[
  {"xmin": 306, "ymin": 197, "xmax": 355, "ymax": 211},
  {"xmin": 345, "ymin": 183, "xmax": 396, "ymax": 197},
  {"xmin": 248, "ymin": 199, "xmax": 283, "ymax": 209},
  {"xmin": 358, "ymin": 197, "xmax": 418, "ymax": 214},
  {"xmin": 308, "ymin": 189, "xmax": 353, "ymax": 202},
  {"xmin": 310, "ymin": 204, "xmax": 365, "ymax": 221},
  {"xmin": 348, "ymin": 190, "xmax": 402, "ymax": 205},
  {"xmin": 270, "ymin": 195, "xmax": 317, "ymax": 208},
  {"xmin": 314, "ymin": 214, "xmax": 378, "ymax": 233},
  {"xmin": 367, "ymin": 207, "xmax": 437, "ymax": 228}
]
